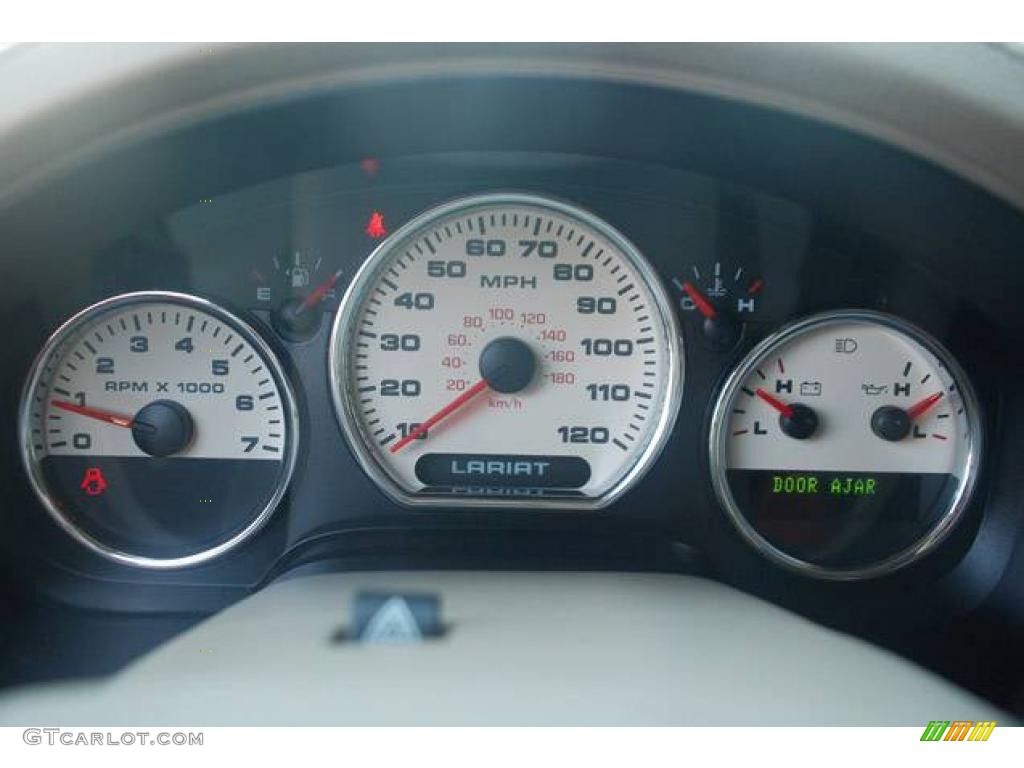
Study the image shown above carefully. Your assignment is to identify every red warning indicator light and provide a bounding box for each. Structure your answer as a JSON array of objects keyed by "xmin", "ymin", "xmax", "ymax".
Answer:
[
  {"xmin": 365, "ymin": 211, "xmax": 387, "ymax": 239},
  {"xmin": 80, "ymin": 467, "xmax": 108, "ymax": 497},
  {"xmin": 359, "ymin": 157, "xmax": 380, "ymax": 178}
]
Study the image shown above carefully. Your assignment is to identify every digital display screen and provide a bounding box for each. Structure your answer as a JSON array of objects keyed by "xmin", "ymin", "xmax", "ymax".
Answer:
[{"xmin": 727, "ymin": 469, "xmax": 956, "ymax": 568}]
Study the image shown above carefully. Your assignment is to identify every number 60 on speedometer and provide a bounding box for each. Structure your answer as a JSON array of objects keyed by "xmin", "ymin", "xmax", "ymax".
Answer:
[{"xmin": 328, "ymin": 193, "xmax": 683, "ymax": 508}]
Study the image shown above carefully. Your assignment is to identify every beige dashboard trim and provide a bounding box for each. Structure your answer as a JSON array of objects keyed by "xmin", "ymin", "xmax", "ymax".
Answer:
[{"xmin": 0, "ymin": 571, "xmax": 1012, "ymax": 725}]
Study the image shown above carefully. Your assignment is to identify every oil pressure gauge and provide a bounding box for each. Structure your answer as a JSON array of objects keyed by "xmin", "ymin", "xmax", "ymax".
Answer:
[{"xmin": 710, "ymin": 310, "xmax": 981, "ymax": 579}]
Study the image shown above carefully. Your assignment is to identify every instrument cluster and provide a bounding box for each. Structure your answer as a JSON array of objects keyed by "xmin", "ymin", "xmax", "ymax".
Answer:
[{"xmin": 10, "ymin": 152, "xmax": 989, "ymax": 582}]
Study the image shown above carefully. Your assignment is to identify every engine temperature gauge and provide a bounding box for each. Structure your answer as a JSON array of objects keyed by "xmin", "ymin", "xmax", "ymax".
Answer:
[
  {"xmin": 709, "ymin": 310, "xmax": 981, "ymax": 579},
  {"xmin": 674, "ymin": 262, "xmax": 764, "ymax": 317},
  {"xmin": 672, "ymin": 263, "xmax": 765, "ymax": 349}
]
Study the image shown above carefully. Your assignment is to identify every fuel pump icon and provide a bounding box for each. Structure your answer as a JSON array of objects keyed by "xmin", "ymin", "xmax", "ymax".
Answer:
[
  {"xmin": 289, "ymin": 265, "xmax": 311, "ymax": 289},
  {"xmin": 80, "ymin": 467, "xmax": 108, "ymax": 497}
]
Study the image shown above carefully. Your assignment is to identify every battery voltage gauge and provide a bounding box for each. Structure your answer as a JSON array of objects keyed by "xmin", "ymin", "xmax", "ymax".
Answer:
[{"xmin": 709, "ymin": 310, "xmax": 981, "ymax": 579}]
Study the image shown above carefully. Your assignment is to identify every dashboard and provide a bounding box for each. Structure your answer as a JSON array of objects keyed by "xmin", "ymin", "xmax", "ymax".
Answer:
[{"xmin": 1, "ymin": 44, "xmax": 1023, "ymax": 719}]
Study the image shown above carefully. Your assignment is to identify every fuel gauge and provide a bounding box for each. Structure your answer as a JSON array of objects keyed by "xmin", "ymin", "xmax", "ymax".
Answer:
[
  {"xmin": 251, "ymin": 251, "xmax": 343, "ymax": 340},
  {"xmin": 709, "ymin": 310, "xmax": 981, "ymax": 579}
]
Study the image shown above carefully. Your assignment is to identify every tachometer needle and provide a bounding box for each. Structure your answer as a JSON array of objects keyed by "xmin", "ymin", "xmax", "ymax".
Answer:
[
  {"xmin": 754, "ymin": 388, "xmax": 795, "ymax": 419},
  {"xmin": 295, "ymin": 269, "xmax": 343, "ymax": 316},
  {"xmin": 906, "ymin": 391, "xmax": 944, "ymax": 420},
  {"xmin": 680, "ymin": 281, "xmax": 717, "ymax": 319},
  {"xmin": 389, "ymin": 378, "xmax": 490, "ymax": 454},
  {"xmin": 51, "ymin": 399, "xmax": 134, "ymax": 428}
]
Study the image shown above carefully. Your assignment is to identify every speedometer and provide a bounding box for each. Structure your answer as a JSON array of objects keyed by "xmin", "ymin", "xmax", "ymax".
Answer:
[{"xmin": 329, "ymin": 193, "xmax": 683, "ymax": 508}]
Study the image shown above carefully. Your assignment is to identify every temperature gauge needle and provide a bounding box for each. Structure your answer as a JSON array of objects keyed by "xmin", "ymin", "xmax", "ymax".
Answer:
[
  {"xmin": 906, "ymin": 391, "xmax": 944, "ymax": 420},
  {"xmin": 680, "ymin": 281, "xmax": 717, "ymax": 319},
  {"xmin": 295, "ymin": 269, "xmax": 343, "ymax": 316},
  {"xmin": 680, "ymin": 279, "xmax": 741, "ymax": 349},
  {"xmin": 389, "ymin": 379, "xmax": 490, "ymax": 454},
  {"xmin": 754, "ymin": 388, "xmax": 795, "ymax": 419},
  {"xmin": 51, "ymin": 399, "xmax": 134, "ymax": 428}
]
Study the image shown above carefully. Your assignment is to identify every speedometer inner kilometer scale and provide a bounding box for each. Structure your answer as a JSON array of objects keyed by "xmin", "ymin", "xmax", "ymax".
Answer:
[{"xmin": 330, "ymin": 194, "xmax": 683, "ymax": 508}]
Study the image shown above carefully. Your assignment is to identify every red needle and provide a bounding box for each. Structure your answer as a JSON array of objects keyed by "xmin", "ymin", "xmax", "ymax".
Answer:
[
  {"xmin": 755, "ymin": 388, "xmax": 795, "ymax": 419},
  {"xmin": 295, "ymin": 269, "xmax": 343, "ymax": 315},
  {"xmin": 389, "ymin": 379, "xmax": 490, "ymax": 454},
  {"xmin": 51, "ymin": 399, "xmax": 134, "ymax": 428},
  {"xmin": 680, "ymin": 281, "xmax": 717, "ymax": 319},
  {"xmin": 906, "ymin": 391, "xmax": 944, "ymax": 420}
]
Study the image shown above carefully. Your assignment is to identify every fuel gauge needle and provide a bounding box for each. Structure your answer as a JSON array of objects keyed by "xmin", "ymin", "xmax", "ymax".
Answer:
[
  {"xmin": 51, "ymin": 399, "xmax": 134, "ymax": 428},
  {"xmin": 295, "ymin": 268, "xmax": 343, "ymax": 316},
  {"xmin": 272, "ymin": 268, "xmax": 344, "ymax": 340}
]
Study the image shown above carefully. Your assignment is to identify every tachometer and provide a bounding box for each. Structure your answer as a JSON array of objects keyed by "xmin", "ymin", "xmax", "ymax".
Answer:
[
  {"xmin": 329, "ymin": 193, "xmax": 683, "ymax": 508},
  {"xmin": 19, "ymin": 291, "xmax": 299, "ymax": 568}
]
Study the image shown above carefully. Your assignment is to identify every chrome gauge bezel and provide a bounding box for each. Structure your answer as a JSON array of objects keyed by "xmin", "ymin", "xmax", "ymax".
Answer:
[
  {"xmin": 709, "ymin": 309, "xmax": 983, "ymax": 581},
  {"xmin": 18, "ymin": 290, "xmax": 301, "ymax": 570},
  {"xmin": 328, "ymin": 192, "xmax": 685, "ymax": 510}
]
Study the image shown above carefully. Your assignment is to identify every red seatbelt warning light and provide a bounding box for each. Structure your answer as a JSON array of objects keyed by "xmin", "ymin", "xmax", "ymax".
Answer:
[
  {"xmin": 81, "ymin": 467, "xmax": 108, "ymax": 497},
  {"xmin": 365, "ymin": 211, "xmax": 387, "ymax": 239}
]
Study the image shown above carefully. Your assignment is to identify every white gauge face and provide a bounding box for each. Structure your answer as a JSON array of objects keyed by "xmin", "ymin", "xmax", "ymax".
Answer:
[
  {"xmin": 330, "ymin": 193, "xmax": 683, "ymax": 508},
  {"xmin": 711, "ymin": 310, "xmax": 981, "ymax": 579},
  {"xmin": 19, "ymin": 292, "xmax": 298, "ymax": 568},
  {"xmin": 726, "ymin": 322, "xmax": 970, "ymax": 474}
]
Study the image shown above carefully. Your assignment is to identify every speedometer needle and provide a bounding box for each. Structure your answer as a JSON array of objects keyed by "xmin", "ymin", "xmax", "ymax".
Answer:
[
  {"xmin": 51, "ymin": 399, "xmax": 134, "ymax": 428},
  {"xmin": 389, "ymin": 379, "xmax": 490, "ymax": 454}
]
